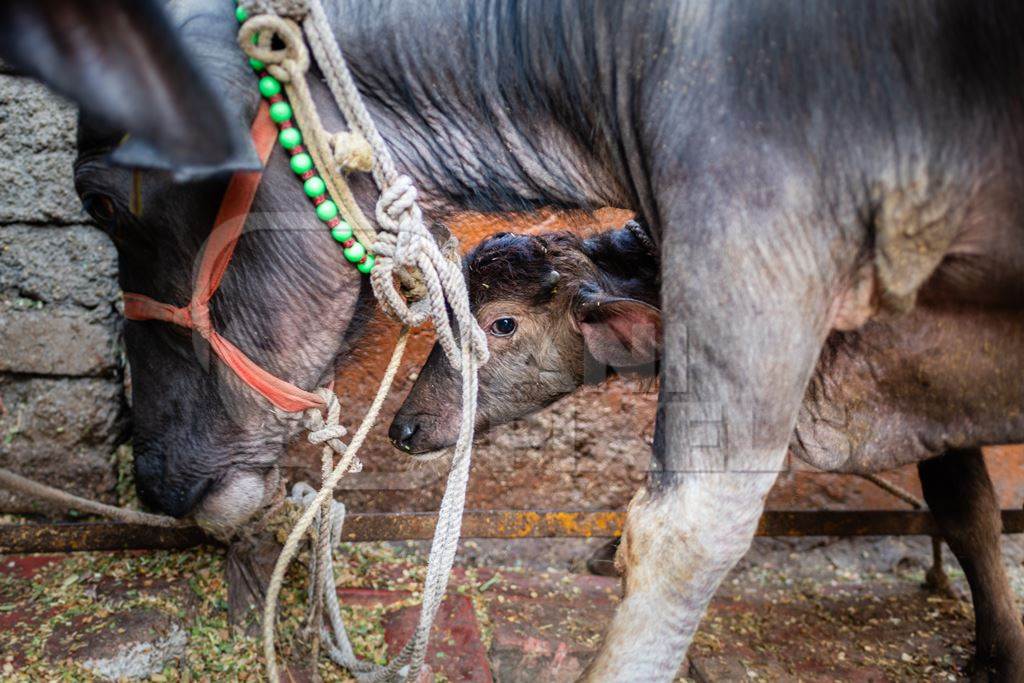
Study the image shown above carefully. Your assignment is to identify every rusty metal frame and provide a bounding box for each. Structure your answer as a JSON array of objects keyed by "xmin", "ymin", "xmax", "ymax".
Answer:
[{"xmin": 2, "ymin": 509, "xmax": 1023, "ymax": 554}]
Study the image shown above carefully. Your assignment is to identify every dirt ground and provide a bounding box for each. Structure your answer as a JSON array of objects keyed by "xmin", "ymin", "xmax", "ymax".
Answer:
[{"xmin": 2, "ymin": 533, "xmax": 1022, "ymax": 681}]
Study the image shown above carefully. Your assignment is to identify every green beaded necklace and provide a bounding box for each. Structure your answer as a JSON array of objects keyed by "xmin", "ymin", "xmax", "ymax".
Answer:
[{"xmin": 236, "ymin": 4, "xmax": 374, "ymax": 274}]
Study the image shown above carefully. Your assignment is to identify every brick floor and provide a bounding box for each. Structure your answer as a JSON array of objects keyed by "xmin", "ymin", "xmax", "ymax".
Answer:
[
  {"xmin": 385, "ymin": 595, "xmax": 492, "ymax": 682},
  {"xmin": 0, "ymin": 543, "xmax": 997, "ymax": 681}
]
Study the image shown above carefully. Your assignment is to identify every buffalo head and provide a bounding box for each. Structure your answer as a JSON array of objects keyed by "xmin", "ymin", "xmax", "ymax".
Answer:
[{"xmin": 73, "ymin": 1, "xmax": 376, "ymax": 538}]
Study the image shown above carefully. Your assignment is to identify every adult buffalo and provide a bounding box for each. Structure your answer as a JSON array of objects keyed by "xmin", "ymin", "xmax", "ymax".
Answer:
[{"xmin": 75, "ymin": 1, "xmax": 1024, "ymax": 680}]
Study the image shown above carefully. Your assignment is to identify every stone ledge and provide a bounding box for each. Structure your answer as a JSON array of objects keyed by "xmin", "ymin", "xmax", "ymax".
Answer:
[
  {"xmin": 0, "ymin": 225, "xmax": 118, "ymax": 308},
  {"xmin": 0, "ymin": 376, "xmax": 124, "ymax": 513},
  {"xmin": 0, "ymin": 308, "xmax": 118, "ymax": 376},
  {"xmin": 0, "ymin": 75, "xmax": 86, "ymax": 224}
]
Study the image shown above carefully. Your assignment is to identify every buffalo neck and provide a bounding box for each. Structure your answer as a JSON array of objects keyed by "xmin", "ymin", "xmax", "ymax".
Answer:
[{"xmin": 325, "ymin": 0, "xmax": 681, "ymax": 222}]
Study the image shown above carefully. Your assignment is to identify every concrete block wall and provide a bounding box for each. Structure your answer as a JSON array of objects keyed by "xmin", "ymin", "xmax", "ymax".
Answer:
[{"xmin": 0, "ymin": 75, "xmax": 126, "ymax": 514}]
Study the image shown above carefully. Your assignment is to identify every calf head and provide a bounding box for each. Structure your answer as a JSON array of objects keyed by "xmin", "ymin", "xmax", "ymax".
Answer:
[
  {"xmin": 74, "ymin": 1, "xmax": 374, "ymax": 538},
  {"xmin": 390, "ymin": 223, "xmax": 661, "ymax": 455}
]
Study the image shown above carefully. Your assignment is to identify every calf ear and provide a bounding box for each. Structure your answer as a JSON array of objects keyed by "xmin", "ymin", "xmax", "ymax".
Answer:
[
  {"xmin": 577, "ymin": 293, "xmax": 662, "ymax": 368},
  {"xmin": 0, "ymin": 0, "xmax": 256, "ymax": 176}
]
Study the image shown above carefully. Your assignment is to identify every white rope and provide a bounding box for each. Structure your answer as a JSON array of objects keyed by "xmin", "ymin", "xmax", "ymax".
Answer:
[
  {"xmin": 301, "ymin": 0, "xmax": 489, "ymax": 364},
  {"xmin": 239, "ymin": 3, "xmax": 489, "ymax": 680},
  {"xmin": 260, "ymin": 349, "xmax": 406, "ymax": 682},
  {"xmin": 1, "ymin": 7, "xmax": 487, "ymax": 681},
  {"xmin": 287, "ymin": 482, "xmax": 382, "ymax": 675}
]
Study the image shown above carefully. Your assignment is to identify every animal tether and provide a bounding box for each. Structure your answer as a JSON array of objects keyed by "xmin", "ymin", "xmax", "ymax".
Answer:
[{"xmin": 237, "ymin": 2, "xmax": 488, "ymax": 682}]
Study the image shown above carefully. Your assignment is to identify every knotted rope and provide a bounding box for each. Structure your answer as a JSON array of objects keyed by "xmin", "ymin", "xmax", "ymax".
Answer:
[
  {"xmin": 331, "ymin": 131, "xmax": 374, "ymax": 173},
  {"xmin": 287, "ymin": 482, "xmax": 379, "ymax": 674},
  {"xmin": 237, "ymin": 4, "xmax": 491, "ymax": 676},
  {"xmin": 239, "ymin": 4, "xmax": 489, "ymax": 676},
  {"xmin": 0, "ymin": 2, "xmax": 483, "ymax": 680},
  {"xmin": 237, "ymin": 3, "xmax": 489, "ymax": 679}
]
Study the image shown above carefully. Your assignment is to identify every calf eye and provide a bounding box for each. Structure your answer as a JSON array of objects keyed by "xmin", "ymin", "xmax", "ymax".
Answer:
[{"xmin": 489, "ymin": 317, "xmax": 517, "ymax": 337}]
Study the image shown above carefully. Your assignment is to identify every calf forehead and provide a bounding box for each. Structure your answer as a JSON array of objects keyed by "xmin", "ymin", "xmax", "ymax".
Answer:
[{"xmin": 465, "ymin": 231, "xmax": 583, "ymax": 308}]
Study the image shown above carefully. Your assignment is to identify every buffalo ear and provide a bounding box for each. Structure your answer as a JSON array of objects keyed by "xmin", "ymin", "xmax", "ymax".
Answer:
[
  {"xmin": 577, "ymin": 292, "xmax": 662, "ymax": 368},
  {"xmin": 0, "ymin": 0, "xmax": 256, "ymax": 177}
]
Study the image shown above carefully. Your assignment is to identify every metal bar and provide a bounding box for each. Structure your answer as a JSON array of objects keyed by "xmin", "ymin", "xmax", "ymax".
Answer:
[
  {"xmin": 342, "ymin": 509, "xmax": 1024, "ymax": 540},
  {"xmin": 754, "ymin": 510, "xmax": 1022, "ymax": 537},
  {"xmin": 2, "ymin": 509, "xmax": 1023, "ymax": 553},
  {"xmin": 0, "ymin": 522, "xmax": 209, "ymax": 554},
  {"xmin": 342, "ymin": 510, "xmax": 627, "ymax": 541}
]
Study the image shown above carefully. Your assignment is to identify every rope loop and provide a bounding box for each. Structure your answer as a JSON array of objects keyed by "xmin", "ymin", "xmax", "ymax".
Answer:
[
  {"xmin": 303, "ymin": 389, "xmax": 360, "ymax": 472},
  {"xmin": 367, "ymin": 171, "xmax": 489, "ymax": 366},
  {"xmin": 369, "ymin": 262, "xmax": 430, "ymax": 327},
  {"xmin": 237, "ymin": 14, "xmax": 309, "ymax": 82},
  {"xmin": 252, "ymin": 0, "xmax": 491, "ymax": 678}
]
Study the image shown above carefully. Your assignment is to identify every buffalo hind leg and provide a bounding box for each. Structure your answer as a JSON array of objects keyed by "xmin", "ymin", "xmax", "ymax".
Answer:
[{"xmin": 918, "ymin": 448, "xmax": 1024, "ymax": 682}]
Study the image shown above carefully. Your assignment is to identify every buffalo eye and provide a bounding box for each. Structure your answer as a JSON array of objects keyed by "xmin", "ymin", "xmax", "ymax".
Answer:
[
  {"xmin": 83, "ymin": 193, "xmax": 116, "ymax": 224},
  {"xmin": 489, "ymin": 317, "xmax": 517, "ymax": 337}
]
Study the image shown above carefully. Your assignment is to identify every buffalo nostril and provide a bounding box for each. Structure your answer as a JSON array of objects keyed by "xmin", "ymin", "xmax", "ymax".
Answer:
[
  {"xmin": 388, "ymin": 419, "xmax": 419, "ymax": 451},
  {"xmin": 155, "ymin": 478, "xmax": 211, "ymax": 518},
  {"xmin": 134, "ymin": 456, "xmax": 213, "ymax": 518}
]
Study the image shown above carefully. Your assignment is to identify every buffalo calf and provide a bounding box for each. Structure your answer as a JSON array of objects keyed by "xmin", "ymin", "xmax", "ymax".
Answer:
[{"xmin": 390, "ymin": 221, "xmax": 661, "ymax": 454}]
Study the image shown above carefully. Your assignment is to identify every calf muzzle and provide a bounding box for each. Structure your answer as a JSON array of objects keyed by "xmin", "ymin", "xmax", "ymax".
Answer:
[{"xmin": 389, "ymin": 417, "xmax": 420, "ymax": 452}]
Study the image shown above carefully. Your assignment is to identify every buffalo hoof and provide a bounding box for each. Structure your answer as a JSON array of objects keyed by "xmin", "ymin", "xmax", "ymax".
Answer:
[
  {"xmin": 923, "ymin": 560, "xmax": 958, "ymax": 599},
  {"xmin": 585, "ymin": 538, "xmax": 622, "ymax": 577},
  {"xmin": 225, "ymin": 532, "xmax": 283, "ymax": 636}
]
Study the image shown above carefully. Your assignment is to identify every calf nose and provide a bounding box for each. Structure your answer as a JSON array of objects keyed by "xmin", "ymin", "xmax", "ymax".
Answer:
[{"xmin": 388, "ymin": 417, "xmax": 419, "ymax": 452}]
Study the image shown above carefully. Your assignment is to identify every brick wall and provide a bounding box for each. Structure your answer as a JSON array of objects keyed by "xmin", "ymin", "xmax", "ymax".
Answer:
[{"xmin": 0, "ymin": 74, "xmax": 126, "ymax": 514}]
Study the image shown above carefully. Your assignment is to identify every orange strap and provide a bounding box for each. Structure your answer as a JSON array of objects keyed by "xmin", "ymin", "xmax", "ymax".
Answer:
[{"xmin": 123, "ymin": 101, "xmax": 326, "ymax": 412}]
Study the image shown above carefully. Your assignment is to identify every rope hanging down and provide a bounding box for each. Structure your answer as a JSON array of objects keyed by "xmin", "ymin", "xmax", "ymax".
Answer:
[
  {"xmin": 0, "ymin": 0, "xmax": 488, "ymax": 679},
  {"xmin": 238, "ymin": 1, "xmax": 488, "ymax": 680}
]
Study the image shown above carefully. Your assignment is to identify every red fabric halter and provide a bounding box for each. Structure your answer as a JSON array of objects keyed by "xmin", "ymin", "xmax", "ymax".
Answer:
[{"xmin": 123, "ymin": 101, "xmax": 326, "ymax": 413}]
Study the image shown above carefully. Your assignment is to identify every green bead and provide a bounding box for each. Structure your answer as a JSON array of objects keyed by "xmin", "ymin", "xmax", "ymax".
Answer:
[
  {"xmin": 344, "ymin": 241, "xmax": 366, "ymax": 263},
  {"xmin": 316, "ymin": 200, "xmax": 339, "ymax": 222},
  {"xmin": 251, "ymin": 31, "xmax": 260, "ymax": 45},
  {"xmin": 235, "ymin": 5, "xmax": 248, "ymax": 22},
  {"xmin": 258, "ymin": 76, "xmax": 281, "ymax": 98},
  {"xmin": 303, "ymin": 176, "xmax": 326, "ymax": 197},
  {"xmin": 269, "ymin": 101, "xmax": 292, "ymax": 123},
  {"xmin": 290, "ymin": 153, "xmax": 313, "ymax": 175},
  {"xmin": 248, "ymin": 57, "xmax": 265, "ymax": 71},
  {"xmin": 330, "ymin": 221, "xmax": 353, "ymax": 243},
  {"xmin": 278, "ymin": 128, "xmax": 302, "ymax": 149},
  {"xmin": 356, "ymin": 254, "xmax": 375, "ymax": 274}
]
